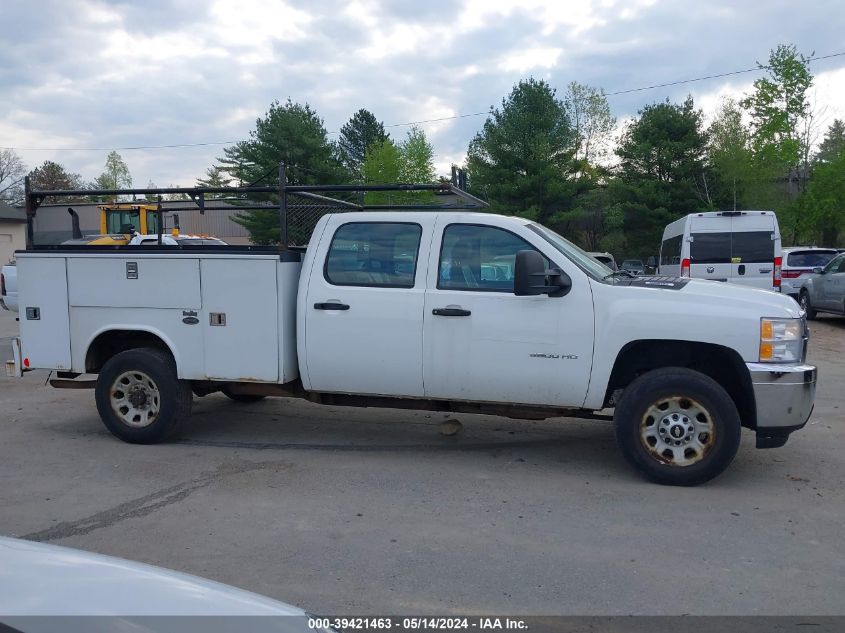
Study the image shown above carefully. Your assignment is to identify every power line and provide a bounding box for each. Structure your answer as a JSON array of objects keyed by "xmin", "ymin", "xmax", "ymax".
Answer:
[
  {"xmin": 4, "ymin": 51, "xmax": 844, "ymax": 153},
  {"xmin": 604, "ymin": 51, "xmax": 845, "ymax": 96}
]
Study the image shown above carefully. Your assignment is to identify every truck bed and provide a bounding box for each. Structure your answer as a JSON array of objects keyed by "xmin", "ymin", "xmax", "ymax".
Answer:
[{"xmin": 15, "ymin": 250, "xmax": 302, "ymax": 383}]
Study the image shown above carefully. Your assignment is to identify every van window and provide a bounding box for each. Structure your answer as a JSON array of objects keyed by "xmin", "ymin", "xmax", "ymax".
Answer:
[
  {"xmin": 660, "ymin": 234, "xmax": 683, "ymax": 266},
  {"xmin": 731, "ymin": 231, "xmax": 774, "ymax": 263},
  {"xmin": 787, "ymin": 250, "xmax": 837, "ymax": 268},
  {"xmin": 690, "ymin": 233, "xmax": 731, "ymax": 264}
]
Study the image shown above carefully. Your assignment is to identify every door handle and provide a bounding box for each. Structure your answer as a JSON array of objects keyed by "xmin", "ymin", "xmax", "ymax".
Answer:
[
  {"xmin": 738, "ymin": 264, "xmax": 746, "ymax": 275},
  {"xmin": 314, "ymin": 302, "xmax": 350, "ymax": 310},
  {"xmin": 432, "ymin": 307, "xmax": 471, "ymax": 317}
]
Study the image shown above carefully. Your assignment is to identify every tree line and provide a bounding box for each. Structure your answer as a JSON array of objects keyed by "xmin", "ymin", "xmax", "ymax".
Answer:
[{"xmin": 2, "ymin": 43, "xmax": 842, "ymax": 256}]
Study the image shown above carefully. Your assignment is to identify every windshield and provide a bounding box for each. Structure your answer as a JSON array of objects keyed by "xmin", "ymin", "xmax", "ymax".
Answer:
[{"xmin": 527, "ymin": 223, "xmax": 612, "ymax": 280}]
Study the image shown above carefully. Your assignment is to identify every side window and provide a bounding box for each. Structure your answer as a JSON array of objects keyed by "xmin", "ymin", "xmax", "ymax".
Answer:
[
  {"xmin": 438, "ymin": 224, "xmax": 545, "ymax": 292},
  {"xmin": 823, "ymin": 255, "xmax": 842, "ymax": 274},
  {"xmin": 830, "ymin": 255, "xmax": 845, "ymax": 274},
  {"xmin": 325, "ymin": 222, "xmax": 422, "ymax": 288}
]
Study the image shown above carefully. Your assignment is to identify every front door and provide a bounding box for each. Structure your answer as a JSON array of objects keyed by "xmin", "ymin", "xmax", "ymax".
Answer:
[
  {"xmin": 820, "ymin": 255, "xmax": 845, "ymax": 311},
  {"xmin": 303, "ymin": 218, "xmax": 433, "ymax": 397},
  {"xmin": 423, "ymin": 219, "xmax": 594, "ymax": 408}
]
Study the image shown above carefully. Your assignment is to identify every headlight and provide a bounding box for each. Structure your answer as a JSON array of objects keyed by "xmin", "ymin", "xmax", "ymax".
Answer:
[{"xmin": 759, "ymin": 317, "xmax": 804, "ymax": 363}]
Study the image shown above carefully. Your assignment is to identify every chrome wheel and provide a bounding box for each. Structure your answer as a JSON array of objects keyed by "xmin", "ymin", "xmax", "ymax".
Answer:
[
  {"xmin": 640, "ymin": 396, "xmax": 715, "ymax": 467},
  {"xmin": 110, "ymin": 370, "xmax": 161, "ymax": 428}
]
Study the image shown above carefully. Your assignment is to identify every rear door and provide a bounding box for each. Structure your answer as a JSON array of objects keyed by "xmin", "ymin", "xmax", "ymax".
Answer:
[
  {"xmin": 688, "ymin": 216, "xmax": 732, "ymax": 282},
  {"xmin": 728, "ymin": 215, "xmax": 776, "ymax": 290},
  {"xmin": 303, "ymin": 218, "xmax": 433, "ymax": 397}
]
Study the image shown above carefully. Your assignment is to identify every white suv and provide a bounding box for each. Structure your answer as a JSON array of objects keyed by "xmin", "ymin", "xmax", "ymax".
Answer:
[{"xmin": 780, "ymin": 247, "xmax": 839, "ymax": 299}]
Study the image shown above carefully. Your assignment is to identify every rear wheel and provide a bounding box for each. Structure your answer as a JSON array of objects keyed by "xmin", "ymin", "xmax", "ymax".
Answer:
[
  {"xmin": 799, "ymin": 289, "xmax": 817, "ymax": 320},
  {"xmin": 95, "ymin": 347, "xmax": 192, "ymax": 444},
  {"xmin": 614, "ymin": 367, "xmax": 741, "ymax": 486}
]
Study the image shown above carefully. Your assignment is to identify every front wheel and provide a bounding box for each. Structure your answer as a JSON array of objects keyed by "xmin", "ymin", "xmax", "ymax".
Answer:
[
  {"xmin": 614, "ymin": 368, "xmax": 741, "ymax": 486},
  {"xmin": 95, "ymin": 347, "xmax": 192, "ymax": 444},
  {"xmin": 799, "ymin": 290, "xmax": 817, "ymax": 320}
]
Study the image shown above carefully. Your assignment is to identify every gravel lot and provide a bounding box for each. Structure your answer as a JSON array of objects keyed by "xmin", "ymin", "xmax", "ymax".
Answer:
[{"xmin": 0, "ymin": 307, "xmax": 843, "ymax": 616}]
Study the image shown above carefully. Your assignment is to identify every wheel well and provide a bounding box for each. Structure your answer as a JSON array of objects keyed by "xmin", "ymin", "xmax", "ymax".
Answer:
[
  {"xmin": 85, "ymin": 330, "xmax": 174, "ymax": 373},
  {"xmin": 606, "ymin": 340, "xmax": 756, "ymax": 429}
]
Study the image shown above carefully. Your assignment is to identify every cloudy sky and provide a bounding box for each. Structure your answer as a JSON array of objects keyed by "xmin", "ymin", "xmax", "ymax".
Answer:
[{"xmin": 3, "ymin": 0, "xmax": 845, "ymax": 188}]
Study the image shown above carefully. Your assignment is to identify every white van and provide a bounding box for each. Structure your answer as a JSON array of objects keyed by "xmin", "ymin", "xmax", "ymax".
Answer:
[{"xmin": 658, "ymin": 211, "xmax": 782, "ymax": 291}]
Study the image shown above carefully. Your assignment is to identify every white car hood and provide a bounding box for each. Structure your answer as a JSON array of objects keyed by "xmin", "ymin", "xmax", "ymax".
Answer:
[
  {"xmin": 0, "ymin": 537, "xmax": 304, "ymax": 616},
  {"xmin": 678, "ymin": 278, "xmax": 802, "ymax": 318}
]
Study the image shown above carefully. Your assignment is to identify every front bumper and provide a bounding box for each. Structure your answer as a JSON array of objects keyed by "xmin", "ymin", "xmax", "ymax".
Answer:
[{"xmin": 746, "ymin": 362, "xmax": 816, "ymax": 448}]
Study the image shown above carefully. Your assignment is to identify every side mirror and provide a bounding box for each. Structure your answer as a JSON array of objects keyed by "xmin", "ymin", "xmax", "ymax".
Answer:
[
  {"xmin": 813, "ymin": 266, "xmax": 824, "ymax": 274},
  {"xmin": 514, "ymin": 250, "xmax": 571, "ymax": 297}
]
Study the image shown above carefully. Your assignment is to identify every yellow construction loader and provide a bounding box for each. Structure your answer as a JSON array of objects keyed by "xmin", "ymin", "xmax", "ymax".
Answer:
[{"xmin": 64, "ymin": 203, "xmax": 178, "ymax": 245}]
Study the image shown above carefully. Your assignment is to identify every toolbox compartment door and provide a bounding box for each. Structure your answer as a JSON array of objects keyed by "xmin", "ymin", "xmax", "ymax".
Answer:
[
  {"xmin": 201, "ymin": 258, "xmax": 279, "ymax": 382},
  {"xmin": 17, "ymin": 256, "xmax": 72, "ymax": 370},
  {"xmin": 67, "ymin": 257, "xmax": 201, "ymax": 309}
]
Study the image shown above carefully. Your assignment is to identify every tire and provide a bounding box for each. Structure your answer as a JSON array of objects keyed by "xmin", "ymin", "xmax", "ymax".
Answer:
[
  {"xmin": 799, "ymin": 290, "xmax": 817, "ymax": 320},
  {"xmin": 95, "ymin": 347, "xmax": 192, "ymax": 444},
  {"xmin": 221, "ymin": 386, "xmax": 266, "ymax": 403},
  {"xmin": 614, "ymin": 367, "xmax": 741, "ymax": 486}
]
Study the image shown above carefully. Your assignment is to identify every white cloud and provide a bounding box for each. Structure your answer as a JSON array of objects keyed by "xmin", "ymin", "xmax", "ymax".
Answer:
[
  {"xmin": 498, "ymin": 47, "xmax": 563, "ymax": 73},
  {"xmin": 3, "ymin": 0, "xmax": 845, "ymax": 190}
]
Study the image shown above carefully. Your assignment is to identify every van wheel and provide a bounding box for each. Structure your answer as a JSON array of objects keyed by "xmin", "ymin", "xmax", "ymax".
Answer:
[
  {"xmin": 799, "ymin": 290, "xmax": 817, "ymax": 320},
  {"xmin": 95, "ymin": 348, "xmax": 192, "ymax": 444},
  {"xmin": 222, "ymin": 386, "xmax": 266, "ymax": 403},
  {"xmin": 614, "ymin": 368, "xmax": 741, "ymax": 486}
]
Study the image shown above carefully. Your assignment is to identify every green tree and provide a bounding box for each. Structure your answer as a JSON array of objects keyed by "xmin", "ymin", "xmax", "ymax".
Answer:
[
  {"xmin": 28, "ymin": 160, "xmax": 83, "ymax": 191},
  {"xmin": 741, "ymin": 44, "xmax": 813, "ymax": 191},
  {"xmin": 220, "ymin": 99, "xmax": 347, "ymax": 245},
  {"xmin": 793, "ymin": 151, "xmax": 845, "ymax": 246},
  {"xmin": 196, "ymin": 165, "xmax": 232, "ymax": 189},
  {"xmin": 0, "ymin": 148, "xmax": 26, "ymax": 205},
  {"xmin": 466, "ymin": 78, "xmax": 578, "ymax": 223},
  {"xmin": 361, "ymin": 127, "xmax": 435, "ymax": 205},
  {"xmin": 362, "ymin": 139, "xmax": 401, "ymax": 205},
  {"xmin": 95, "ymin": 151, "xmax": 132, "ymax": 189},
  {"xmin": 707, "ymin": 98, "xmax": 755, "ymax": 210},
  {"xmin": 398, "ymin": 126, "xmax": 435, "ymax": 183},
  {"xmin": 563, "ymin": 81, "xmax": 616, "ymax": 170},
  {"xmin": 614, "ymin": 96, "xmax": 709, "ymax": 256},
  {"xmin": 563, "ymin": 185, "xmax": 624, "ymax": 251},
  {"xmin": 617, "ymin": 96, "xmax": 707, "ymax": 186},
  {"xmin": 814, "ymin": 119, "xmax": 845, "ymax": 164},
  {"xmin": 93, "ymin": 151, "xmax": 132, "ymax": 202},
  {"xmin": 338, "ymin": 109, "xmax": 389, "ymax": 177},
  {"xmin": 29, "ymin": 161, "xmax": 90, "ymax": 205}
]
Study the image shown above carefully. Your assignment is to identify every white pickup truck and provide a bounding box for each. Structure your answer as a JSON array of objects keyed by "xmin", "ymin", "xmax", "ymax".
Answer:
[{"xmin": 7, "ymin": 188, "xmax": 817, "ymax": 486}]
